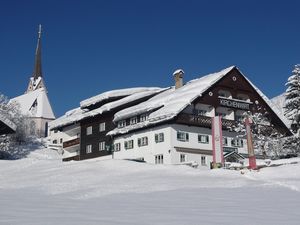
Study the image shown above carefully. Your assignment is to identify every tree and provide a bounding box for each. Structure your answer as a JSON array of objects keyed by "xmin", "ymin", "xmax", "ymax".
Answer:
[
  {"xmin": 283, "ymin": 65, "xmax": 300, "ymax": 155},
  {"xmin": 284, "ymin": 64, "xmax": 300, "ymax": 132},
  {"xmin": 232, "ymin": 111, "xmax": 285, "ymax": 158},
  {"xmin": 0, "ymin": 93, "xmax": 30, "ymax": 159}
]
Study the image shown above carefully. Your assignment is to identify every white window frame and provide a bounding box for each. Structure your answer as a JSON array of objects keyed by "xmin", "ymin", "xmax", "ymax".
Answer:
[
  {"xmin": 99, "ymin": 122, "xmax": 106, "ymax": 132},
  {"xmin": 155, "ymin": 154, "xmax": 164, "ymax": 164},
  {"xmin": 198, "ymin": 134, "xmax": 209, "ymax": 144},
  {"xmin": 125, "ymin": 140, "xmax": 134, "ymax": 150},
  {"xmin": 99, "ymin": 141, "xmax": 105, "ymax": 151},
  {"xmin": 231, "ymin": 139, "xmax": 244, "ymax": 147},
  {"xmin": 118, "ymin": 120, "xmax": 126, "ymax": 128},
  {"xmin": 177, "ymin": 131, "xmax": 189, "ymax": 142},
  {"xmin": 201, "ymin": 156, "xmax": 206, "ymax": 166},
  {"xmin": 114, "ymin": 143, "xmax": 121, "ymax": 152},
  {"xmin": 86, "ymin": 126, "xmax": 92, "ymax": 135},
  {"xmin": 140, "ymin": 114, "xmax": 148, "ymax": 122},
  {"xmin": 86, "ymin": 144, "xmax": 92, "ymax": 154},
  {"xmin": 130, "ymin": 117, "xmax": 138, "ymax": 125},
  {"xmin": 180, "ymin": 154, "xmax": 187, "ymax": 163},
  {"xmin": 138, "ymin": 137, "xmax": 148, "ymax": 147},
  {"xmin": 155, "ymin": 133, "xmax": 164, "ymax": 143}
]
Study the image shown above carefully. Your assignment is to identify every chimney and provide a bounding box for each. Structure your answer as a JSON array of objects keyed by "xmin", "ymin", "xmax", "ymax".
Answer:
[{"xmin": 173, "ymin": 69, "xmax": 184, "ymax": 89}]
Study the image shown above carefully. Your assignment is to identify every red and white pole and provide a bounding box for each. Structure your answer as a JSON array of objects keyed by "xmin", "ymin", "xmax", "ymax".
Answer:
[{"xmin": 245, "ymin": 116, "xmax": 257, "ymax": 169}]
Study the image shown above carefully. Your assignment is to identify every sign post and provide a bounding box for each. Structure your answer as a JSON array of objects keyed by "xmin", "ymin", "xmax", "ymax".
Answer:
[
  {"xmin": 212, "ymin": 116, "xmax": 224, "ymax": 168},
  {"xmin": 245, "ymin": 116, "xmax": 257, "ymax": 169}
]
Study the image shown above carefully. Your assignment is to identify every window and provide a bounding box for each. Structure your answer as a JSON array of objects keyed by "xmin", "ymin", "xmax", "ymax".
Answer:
[
  {"xmin": 86, "ymin": 126, "xmax": 92, "ymax": 135},
  {"xmin": 114, "ymin": 143, "xmax": 121, "ymax": 152},
  {"xmin": 177, "ymin": 131, "xmax": 189, "ymax": 142},
  {"xmin": 198, "ymin": 134, "xmax": 209, "ymax": 144},
  {"xmin": 130, "ymin": 117, "xmax": 137, "ymax": 125},
  {"xmin": 223, "ymin": 137, "xmax": 228, "ymax": 146},
  {"xmin": 155, "ymin": 133, "xmax": 164, "ymax": 143},
  {"xmin": 201, "ymin": 156, "xmax": 206, "ymax": 166},
  {"xmin": 99, "ymin": 122, "xmax": 106, "ymax": 132},
  {"xmin": 99, "ymin": 141, "xmax": 105, "ymax": 151},
  {"xmin": 86, "ymin": 144, "xmax": 92, "ymax": 153},
  {"xmin": 118, "ymin": 120, "xmax": 126, "ymax": 128},
  {"xmin": 124, "ymin": 140, "xmax": 134, "ymax": 149},
  {"xmin": 60, "ymin": 138, "xmax": 63, "ymax": 144},
  {"xmin": 180, "ymin": 154, "xmax": 187, "ymax": 163},
  {"xmin": 155, "ymin": 154, "xmax": 164, "ymax": 164},
  {"xmin": 138, "ymin": 137, "xmax": 148, "ymax": 147},
  {"xmin": 231, "ymin": 139, "xmax": 244, "ymax": 147},
  {"xmin": 195, "ymin": 109, "xmax": 207, "ymax": 116},
  {"xmin": 53, "ymin": 139, "xmax": 57, "ymax": 144},
  {"xmin": 140, "ymin": 114, "xmax": 148, "ymax": 122}
]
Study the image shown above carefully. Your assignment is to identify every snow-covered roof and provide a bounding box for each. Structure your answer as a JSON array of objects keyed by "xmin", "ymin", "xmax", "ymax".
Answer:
[
  {"xmin": 112, "ymin": 66, "xmax": 235, "ymax": 123},
  {"xmin": 49, "ymin": 107, "xmax": 85, "ymax": 130},
  {"xmin": 80, "ymin": 87, "xmax": 162, "ymax": 108},
  {"xmin": 109, "ymin": 66, "xmax": 291, "ymax": 136},
  {"xmin": 50, "ymin": 88, "xmax": 165, "ymax": 130},
  {"xmin": 10, "ymin": 88, "xmax": 55, "ymax": 119},
  {"xmin": 0, "ymin": 113, "xmax": 17, "ymax": 134}
]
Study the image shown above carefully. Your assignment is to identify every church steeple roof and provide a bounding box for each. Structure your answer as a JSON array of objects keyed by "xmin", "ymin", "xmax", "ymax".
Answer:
[{"xmin": 32, "ymin": 24, "xmax": 42, "ymax": 80}]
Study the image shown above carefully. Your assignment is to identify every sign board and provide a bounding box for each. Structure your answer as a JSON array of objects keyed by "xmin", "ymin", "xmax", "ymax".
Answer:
[
  {"xmin": 219, "ymin": 97, "xmax": 251, "ymax": 110},
  {"xmin": 212, "ymin": 116, "xmax": 224, "ymax": 167}
]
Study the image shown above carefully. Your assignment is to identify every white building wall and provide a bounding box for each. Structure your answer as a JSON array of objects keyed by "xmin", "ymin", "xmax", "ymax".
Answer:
[
  {"xmin": 113, "ymin": 123, "xmax": 248, "ymax": 167},
  {"xmin": 113, "ymin": 124, "xmax": 172, "ymax": 164}
]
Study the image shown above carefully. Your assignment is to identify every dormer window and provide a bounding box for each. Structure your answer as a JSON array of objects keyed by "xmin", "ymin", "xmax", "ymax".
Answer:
[
  {"xmin": 130, "ymin": 117, "xmax": 137, "ymax": 125},
  {"xmin": 140, "ymin": 114, "xmax": 148, "ymax": 122},
  {"xmin": 118, "ymin": 120, "xmax": 126, "ymax": 128}
]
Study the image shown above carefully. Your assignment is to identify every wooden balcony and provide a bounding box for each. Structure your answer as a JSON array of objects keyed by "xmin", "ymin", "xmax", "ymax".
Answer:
[
  {"xmin": 63, "ymin": 138, "xmax": 80, "ymax": 148},
  {"xmin": 176, "ymin": 113, "xmax": 236, "ymax": 129}
]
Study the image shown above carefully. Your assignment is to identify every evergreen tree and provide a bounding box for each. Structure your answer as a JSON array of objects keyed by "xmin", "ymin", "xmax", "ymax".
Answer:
[{"xmin": 284, "ymin": 64, "xmax": 300, "ymax": 132}]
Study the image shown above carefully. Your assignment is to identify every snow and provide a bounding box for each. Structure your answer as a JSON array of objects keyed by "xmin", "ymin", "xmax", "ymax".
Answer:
[
  {"xmin": 80, "ymin": 87, "xmax": 162, "ymax": 109},
  {"xmin": 271, "ymin": 93, "xmax": 286, "ymax": 116},
  {"xmin": 173, "ymin": 69, "xmax": 184, "ymax": 76},
  {"xmin": 110, "ymin": 66, "xmax": 291, "ymax": 136},
  {"xmin": 1, "ymin": 146, "xmax": 300, "ymax": 225},
  {"xmin": 10, "ymin": 88, "xmax": 55, "ymax": 119},
  {"xmin": 48, "ymin": 107, "xmax": 85, "ymax": 130},
  {"xmin": 49, "ymin": 88, "xmax": 165, "ymax": 130},
  {"xmin": 0, "ymin": 113, "xmax": 17, "ymax": 132}
]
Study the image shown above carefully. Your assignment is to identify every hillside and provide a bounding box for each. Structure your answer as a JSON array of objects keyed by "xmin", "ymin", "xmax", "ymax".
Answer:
[{"xmin": 1, "ymin": 147, "xmax": 300, "ymax": 225}]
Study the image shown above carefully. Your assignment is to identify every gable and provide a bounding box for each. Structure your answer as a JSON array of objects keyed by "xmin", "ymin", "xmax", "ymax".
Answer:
[{"xmin": 190, "ymin": 67, "xmax": 291, "ymax": 135}]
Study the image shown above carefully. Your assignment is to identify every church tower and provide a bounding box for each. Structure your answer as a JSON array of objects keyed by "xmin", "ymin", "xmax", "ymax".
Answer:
[
  {"xmin": 11, "ymin": 25, "xmax": 55, "ymax": 137},
  {"xmin": 26, "ymin": 24, "xmax": 46, "ymax": 93}
]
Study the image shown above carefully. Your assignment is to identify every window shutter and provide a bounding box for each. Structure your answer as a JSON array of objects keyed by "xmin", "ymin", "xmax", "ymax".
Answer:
[
  {"xmin": 186, "ymin": 133, "xmax": 189, "ymax": 141},
  {"xmin": 124, "ymin": 141, "xmax": 128, "ymax": 150},
  {"xmin": 206, "ymin": 135, "xmax": 209, "ymax": 143},
  {"xmin": 138, "ymin": 138, "xmax": 141, "ymax": 146},
  {"xmin": 177, "ymin": 132, "xmax": 181, "ymax": 140},
  {"xmin": 155, "ymin": 134, "xmax": 158, "ymax": 143}
]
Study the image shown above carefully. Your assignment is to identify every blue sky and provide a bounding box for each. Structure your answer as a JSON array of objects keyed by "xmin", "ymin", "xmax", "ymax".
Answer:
[{"xmin": 0, "ymin": 0, "xmax": 300, "ymax": 117}]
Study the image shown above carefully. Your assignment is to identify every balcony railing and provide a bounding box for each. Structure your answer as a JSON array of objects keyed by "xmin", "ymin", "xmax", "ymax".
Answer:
[
  {"xmin": 176, "ymin": 113, "xmax": 236, "ymax": 129},
  {"xmin": 63, "ymin": 138, "xmax": 80, "ymax": 148}
]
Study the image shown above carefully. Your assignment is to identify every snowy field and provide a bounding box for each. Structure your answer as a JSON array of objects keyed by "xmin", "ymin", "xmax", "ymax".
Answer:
[{"xmin": 1, "ymin": 148, "xmax": 300, "ymax": 225}]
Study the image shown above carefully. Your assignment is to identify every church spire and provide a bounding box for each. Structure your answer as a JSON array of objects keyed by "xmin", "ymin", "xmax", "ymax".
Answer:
[{"xmin": 32, "ymin": 24, "xmax": 42, "ymax": 80}]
